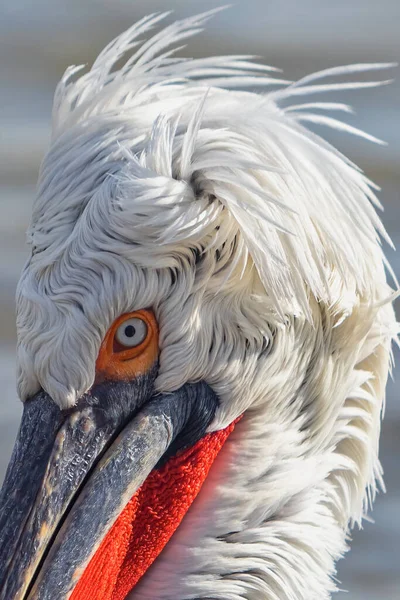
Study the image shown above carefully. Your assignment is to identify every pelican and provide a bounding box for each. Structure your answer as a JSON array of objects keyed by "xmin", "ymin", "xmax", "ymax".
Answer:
[{"xmin": 0, "ymin": 9, "xmax": 397, "ymax": 600}]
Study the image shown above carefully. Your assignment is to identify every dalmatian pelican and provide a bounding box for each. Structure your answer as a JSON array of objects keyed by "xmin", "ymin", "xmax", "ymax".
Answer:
[{"xmin": 0, "ymin": 8, "xmax": 397, "ymax": 600}]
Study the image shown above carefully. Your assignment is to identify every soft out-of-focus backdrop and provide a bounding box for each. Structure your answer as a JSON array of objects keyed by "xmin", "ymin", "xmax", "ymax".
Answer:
[{"xmin": 0, "ymin": 1, "xmax": 399, "ymax": 597}]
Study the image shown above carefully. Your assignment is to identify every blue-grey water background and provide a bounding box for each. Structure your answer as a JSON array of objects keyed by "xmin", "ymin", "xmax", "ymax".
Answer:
[{"xmin": 0, "ymin": 1, "xmax": 399, "ymax": 598}]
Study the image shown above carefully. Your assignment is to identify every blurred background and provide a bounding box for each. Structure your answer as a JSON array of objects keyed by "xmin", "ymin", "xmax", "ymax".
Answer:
[{"xmin": 0, "ymin": 1, "xmax": 399, "ymax": 598}]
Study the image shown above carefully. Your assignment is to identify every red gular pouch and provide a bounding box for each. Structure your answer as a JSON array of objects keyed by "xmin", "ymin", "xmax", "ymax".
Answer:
[{"xmin": 71, "ymin": 419, "xmax": 239, "ymax": 600}]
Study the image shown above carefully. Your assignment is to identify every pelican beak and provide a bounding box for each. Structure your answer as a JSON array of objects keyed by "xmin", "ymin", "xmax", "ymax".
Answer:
[{"xmin": 0, "ymin": 374, "xmax": 219, "ymax": 600}]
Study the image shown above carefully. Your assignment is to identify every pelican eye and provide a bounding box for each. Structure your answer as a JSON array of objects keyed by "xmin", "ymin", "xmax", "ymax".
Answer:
[
  {"xmin": 96, "ymin": 309, "xmax": 158, "ymax": 381},
  {"xmin": 115, "ymin": 317, "xmax": 148, "ymax": 348}
]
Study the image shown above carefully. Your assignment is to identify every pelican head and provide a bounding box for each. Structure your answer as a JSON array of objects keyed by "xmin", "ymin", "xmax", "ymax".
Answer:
[{"xmin": 0, "ymin": 9, "xmax": 397, "ymax": 600}]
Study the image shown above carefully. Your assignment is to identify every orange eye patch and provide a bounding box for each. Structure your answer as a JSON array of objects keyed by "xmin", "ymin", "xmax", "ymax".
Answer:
[{"xmin": 95, "ymin": 310, "xmax": 159, "ymax": 383}]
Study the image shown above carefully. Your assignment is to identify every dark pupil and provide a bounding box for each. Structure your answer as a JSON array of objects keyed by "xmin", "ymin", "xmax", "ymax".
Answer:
[{"xmin": 125, "ymin": 325, "xmax": 136, "ymax": 338}]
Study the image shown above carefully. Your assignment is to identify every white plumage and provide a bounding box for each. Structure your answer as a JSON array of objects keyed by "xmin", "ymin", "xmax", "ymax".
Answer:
[{"xmin": 15, "ymin": 9, "xmax": 398, "ymax": 599}]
